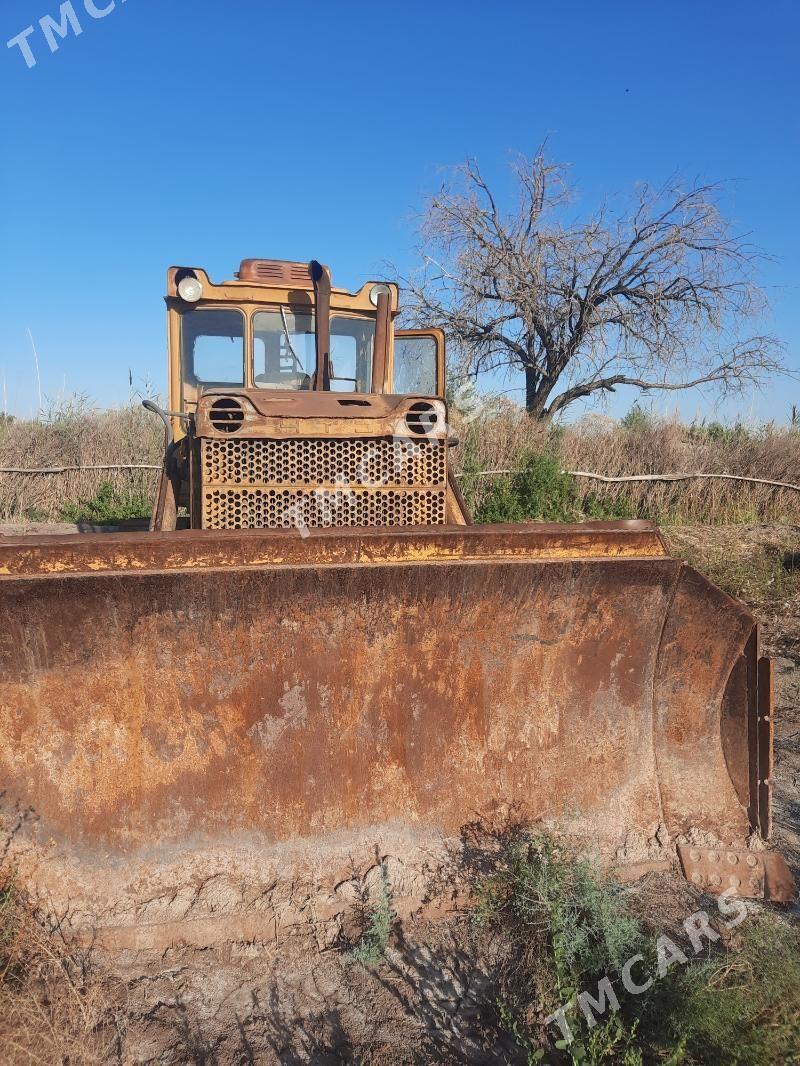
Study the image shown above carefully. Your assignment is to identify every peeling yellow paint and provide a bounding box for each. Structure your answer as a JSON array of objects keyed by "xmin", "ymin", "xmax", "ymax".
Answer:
[{"xmin": 0, "ymin": 526, "xmax": 667, "ymax": 580}]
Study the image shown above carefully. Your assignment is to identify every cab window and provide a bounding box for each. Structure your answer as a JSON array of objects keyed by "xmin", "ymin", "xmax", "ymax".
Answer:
[
  {"xmin": 330, "ymin": 316, "xmax": 374, "ymax": 392},
  {"xmin": 253, "ymin": 310, "xmax": 375, "ymax": 392},
  {"xmin": 393, "ymin": 335, "xmax": 438, "ymax": 394},
  {"xmin": 254, "ymin": 310, "xmax": 315, "ymax": 390},
  {"xmin": 182, "ymin": 309, "xmax": 245, "ymax": 385}
]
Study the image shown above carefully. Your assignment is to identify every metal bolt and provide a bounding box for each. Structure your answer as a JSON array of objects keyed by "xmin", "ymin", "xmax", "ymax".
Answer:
[
  {"xmin": 746, "ymin": 855, "xmax": 758, "ymax": 868},
  {"xmin": 689, "ymin": 849, "xmax": 700, "ymax": 862},
  {"xmin": 691, "ymin": 872, "xmax": 702, "ymax": 884},
  {"xmin": 727, "ymin": 853, "xmax": 739, "ymax": 865},
  {"xmin": 710, "ymin": 873, "xmax": 722, "ymax": 887},
  {"xmin": 709, "ymin": 852, "xmax": 720, "ymax": 863}
]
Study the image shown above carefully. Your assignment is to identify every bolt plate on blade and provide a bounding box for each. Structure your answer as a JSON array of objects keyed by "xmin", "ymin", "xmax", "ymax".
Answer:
[{"xmin": 677, "ymin": 844, "xmax": 796, "ymax": 902}]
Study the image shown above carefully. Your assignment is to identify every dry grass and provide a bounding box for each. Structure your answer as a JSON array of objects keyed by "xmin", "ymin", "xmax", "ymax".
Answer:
[
  {"xmin": 1, "ymin": 396, "xmax": 800, "ymax": 525},
  {"xmin": 0, "ymin": 881, "xmax": 126, "ymax": 1064},
  {"xmin": 452, "ymin": 403, "xmax": 800, "ymax": 523},
  {"xmin": 0, "ymin": 398, "xmax": 161, "ymax": 522},
  {"xmin": 665, "ymin": 524, "xmax": 800, "ymax": 605}
]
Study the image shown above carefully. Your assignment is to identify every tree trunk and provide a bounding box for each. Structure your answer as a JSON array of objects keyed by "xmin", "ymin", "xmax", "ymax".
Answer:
[
  {"xmin": 525, "ymin": 367, "xmax": 551, "ymax": 421},
  {"xmin": 525, "ymin": 366, "xmax": 538, "ymax": 414}
]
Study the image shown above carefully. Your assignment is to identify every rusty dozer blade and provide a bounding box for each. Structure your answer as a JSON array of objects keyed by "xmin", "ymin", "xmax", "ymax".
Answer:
[{"xmin": 0, "ymin": 521, "xmax": 793, "ymax": 952}]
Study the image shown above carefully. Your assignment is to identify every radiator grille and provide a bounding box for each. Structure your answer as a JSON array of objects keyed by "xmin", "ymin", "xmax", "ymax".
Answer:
[
  {"xmin": 200, "ymin": 436, "xmax": 447, "ymax": 530},
  {"xmin": 203, "ymin": 487, "xmax": 446, "ymax": 530},
  {"xmin": 203, "ymin": 436, "xmax": 445, "ymax": 487}
]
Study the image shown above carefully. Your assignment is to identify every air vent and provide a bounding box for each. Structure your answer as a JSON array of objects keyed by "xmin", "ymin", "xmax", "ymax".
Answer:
[
  {"xmin": 237, "ymin": 259, "xmax": 317, "ymax": 287},
  {"xmin": 405, "ymin": 401, "xmax": 440, "ymax": 436},
  {"xmin": 209, "ymin": 397, "xmax": 245, "ymax": 433}
]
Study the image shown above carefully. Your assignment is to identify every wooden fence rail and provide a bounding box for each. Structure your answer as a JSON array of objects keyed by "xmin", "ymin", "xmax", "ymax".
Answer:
[
  {"xmin": 457, "ymin": 470, "xmax": 800, "ymax": 493},
  {"xmin": 0, "ymin": 465, "xmax": 161, "ymax": 474}
]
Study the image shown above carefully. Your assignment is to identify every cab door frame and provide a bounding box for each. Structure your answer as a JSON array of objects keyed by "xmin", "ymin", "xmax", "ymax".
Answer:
[{"xmin": 391, "ymin": 328, "xmax": 446, "ymax": 396}]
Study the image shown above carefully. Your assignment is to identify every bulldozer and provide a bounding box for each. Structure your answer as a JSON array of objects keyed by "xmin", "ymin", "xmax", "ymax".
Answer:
[{"xmin": 0, "ymin": 258, "xmax": 793, "ymax": 954}]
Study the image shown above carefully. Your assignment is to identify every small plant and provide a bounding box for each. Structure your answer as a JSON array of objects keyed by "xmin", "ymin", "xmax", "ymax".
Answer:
[
  {"xmin": 687, "ymin": 418, "xmax": 751, "ymax": 445},
  {"xmin": 345, "ymin": 861, "xmax": 395, "ymax": 967},
  {"xmin": 0, "ymin": 867, "xmax": 127, "ymax": 1063},
  {"xmin": 41, "ymin": 391, "xmax": 96, "ymax": 428},
  {"xmin": 0, "ymin": 882, "xmax": 21, "ymax": 983},
  {"xmin": 22, "ymin": 507, "xmax": 50, "ymax": 523},
  {"xmin": 474, "ymin": 450, "xmax": 580, "ymax": 523},
  {"xmin": 496, "ymin": 998, "xmax": 546, "ymax": 1063},
  {"xmin": 644, "ymin": 918, "xmax": 800, "ymax": 1065}
]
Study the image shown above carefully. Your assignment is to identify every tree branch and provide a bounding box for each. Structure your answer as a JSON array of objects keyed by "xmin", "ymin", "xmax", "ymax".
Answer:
[{"xmin": 402, "ymin": 152, "xmax": 786, "ymax": 420}]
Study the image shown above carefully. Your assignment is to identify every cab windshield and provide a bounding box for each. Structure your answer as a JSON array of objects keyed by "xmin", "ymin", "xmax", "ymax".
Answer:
[{"xmin": 253, "ymin": 311, "xmax": 375, "ymax": 392}]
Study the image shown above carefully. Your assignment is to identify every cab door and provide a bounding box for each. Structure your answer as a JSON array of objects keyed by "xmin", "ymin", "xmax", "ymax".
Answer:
[{"xmin": 392, "ymin": 329, "xmax": 468, "ymax": 524}]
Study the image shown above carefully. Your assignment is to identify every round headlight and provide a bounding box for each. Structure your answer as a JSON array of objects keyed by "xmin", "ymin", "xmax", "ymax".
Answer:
[
  {"xmin": 369, "ymin": 283, "xmax": 392, "ymax": 307},
  {"xmin": 178, "ymin": 275, "xmax": 203, "ymax": 303}
]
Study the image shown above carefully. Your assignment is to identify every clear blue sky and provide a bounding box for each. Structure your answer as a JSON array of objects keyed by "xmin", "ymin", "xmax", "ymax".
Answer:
[{"xmin": 1, "ymin": 0, "xmax": 798, "ymax": 421}]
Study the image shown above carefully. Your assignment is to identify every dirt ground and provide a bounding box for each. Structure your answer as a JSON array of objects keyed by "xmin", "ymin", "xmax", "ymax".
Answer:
[{"xmin": 2, "ymin": 522, "xmax": 799, "ymax": 1064}]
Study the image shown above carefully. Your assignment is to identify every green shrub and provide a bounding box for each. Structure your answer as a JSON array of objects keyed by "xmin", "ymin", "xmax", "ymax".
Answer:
[
  {"xmin": 620, "ymin": 404, "xmax": 653, "ymax": 432},
  {"xmin": 473, "ymin": 451, "xmax": 580, "ymax": 523},
  {"xmin": 686, "ymin": 419, "xmax": 751, "ymax": 445},
  {"xmin": 59, "ymin": 480, "xmax": 151, "ymax": 524},
  {"xmin": 472, "ymin": 450, "xmax": 634, "ymax": 524},
  {"xmin": 0, "ymin": 883, "xmax": 20, "ymax": 982},
  {"xmin": 471, "ymin": 830, "xmax": 800, "ymax": 1064},
  {"xmin": 473, "ymin": 831, "xmax": 642, "ymax": 1063},
  {"xmin": 645, "ymin": 918, "xmax": 800, "ymax": 1065}
]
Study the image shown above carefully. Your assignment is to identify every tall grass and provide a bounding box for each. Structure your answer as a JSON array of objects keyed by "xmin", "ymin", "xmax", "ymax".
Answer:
[
  {"xmin": 0, "ymin": 397, "xmax": 161, "ymax": 522},
  {"xmin": 1, "ymin": 396, "xmax": 799, "ymax": 525},
  {"xmin": 453, "ymin": 403, "xmax": 800, "ymax": 524}
]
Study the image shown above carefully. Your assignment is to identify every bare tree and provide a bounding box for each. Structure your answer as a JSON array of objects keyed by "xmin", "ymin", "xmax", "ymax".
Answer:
[{"xmin": 403, "ymin": 151, "xmax": 786, "ymax": 420}]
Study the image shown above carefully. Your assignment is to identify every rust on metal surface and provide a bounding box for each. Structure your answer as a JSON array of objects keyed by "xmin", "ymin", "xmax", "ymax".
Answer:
[
  {"xmin": 0, "ymin": 522, "xmax": 667, "ymax": 578},
  {"xmin": 236, "ymin": 259, "xmax": 316, "ymax": 287},
  {"xmin": 192, "ymin": 391, "xmax": 447, "ymax": 440},
  {"xmin": 757, "ymin": 656, "xmax": 774, "ymax": 839},
  {"xmin": 677, "ymin": 844, "xmax": 796, "ymax": 902},
  {"xmin": 371, "ymin": 289, "xmax": 391, "ymax": 393},
  {"xmin": 163, "ymin": 257, "xmax": 454, "ymax": 533},
  {"xmin": 5, "ymin": 252, "xmax": 785, "ymax": 939},
  {"xmin": 611, "ymin": 860, "xmax": 674, "ymax": 883},
  {"xmin": 652, "ymin": 566, "xmax": 773, "ymax": 842},
  {"xmin": 196, "ymin": 424, "xmax": 449, "ymax": 531},
  {"xmin": 0, "ymin": 523, "xmax": 774, "ymax": 924},
  {"xmin": 311, "ymin": 260, "xmax": 331, "ymax": 390}
]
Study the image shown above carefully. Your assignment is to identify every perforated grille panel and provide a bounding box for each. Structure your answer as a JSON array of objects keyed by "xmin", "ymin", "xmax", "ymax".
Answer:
[
  {"xmin": 203, "ymin": 437, "xmax": 445, "ymax": 487},
  {"xmin": 201, "ymin": 437, "xmax": 447, "ymax": 530},
  {"xmin": 204, "ymin": 487, "xmax": 446, "ymax": 530}
]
